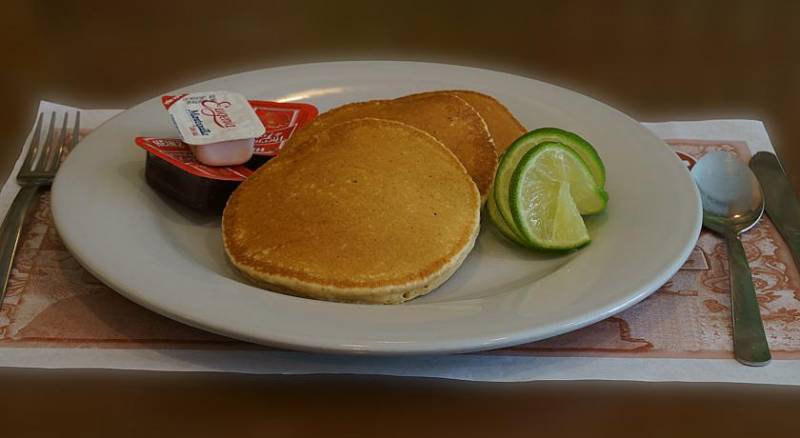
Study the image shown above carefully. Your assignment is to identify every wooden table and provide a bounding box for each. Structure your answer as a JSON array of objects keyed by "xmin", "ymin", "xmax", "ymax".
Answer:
[{"xmin": 2, "ymin": 1, "xmax": 799, "ymax": 435}]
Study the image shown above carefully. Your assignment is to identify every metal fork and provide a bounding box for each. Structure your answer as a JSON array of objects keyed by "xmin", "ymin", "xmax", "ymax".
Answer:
[{"xmin": 0, "ymin": 111, "xmax": 80, "ymax": 305}]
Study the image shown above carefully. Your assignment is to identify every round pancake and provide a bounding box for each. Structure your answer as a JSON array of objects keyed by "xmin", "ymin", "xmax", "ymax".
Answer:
[
  {"xmin": 223, "ymin": 118, "xmax": 481, "ymax": 304},
  {"xmin": 407, "ymin": 90, "xmax": 527, "ymax": 155},
  {"xmin": 283, "ymin": 93, "xmax": 497, "ymax": 200}
]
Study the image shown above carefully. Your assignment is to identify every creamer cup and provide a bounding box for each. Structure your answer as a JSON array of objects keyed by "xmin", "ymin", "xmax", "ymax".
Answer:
[{"xmin": 163, "ymin": 91, "xmax": 265, "ymax": 166}]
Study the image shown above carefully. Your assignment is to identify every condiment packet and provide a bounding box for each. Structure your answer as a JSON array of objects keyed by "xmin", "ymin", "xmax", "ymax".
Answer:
[
  {"xmin": 162, "ymin": 91, "xmax": 265, "ymax": 146},
  {"xmin": 161, "ymin": 96, "xmax": 317, "ymax": 157}
]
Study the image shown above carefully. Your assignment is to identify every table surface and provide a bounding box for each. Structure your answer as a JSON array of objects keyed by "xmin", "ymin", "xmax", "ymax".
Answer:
[{"xmin": 2, "ymin": 0, "xmax": 799, "ymax": 435}]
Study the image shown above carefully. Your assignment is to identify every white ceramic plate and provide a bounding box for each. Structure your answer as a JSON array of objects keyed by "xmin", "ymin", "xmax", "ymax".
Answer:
[{"xmin": 51, "ymin": 61, "xmax": 701, "ymax": 354}]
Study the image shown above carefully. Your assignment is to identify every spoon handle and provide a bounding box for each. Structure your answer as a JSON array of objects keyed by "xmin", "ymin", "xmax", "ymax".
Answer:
[{"xmin": 725, "ymin": 233, "xmax": 771, "ymax": 366}]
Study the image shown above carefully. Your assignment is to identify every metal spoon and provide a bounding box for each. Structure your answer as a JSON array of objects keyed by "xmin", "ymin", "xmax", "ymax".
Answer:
[{"xmin": 691, "ymin": 151, "xmax": 770, "ymax": 366}]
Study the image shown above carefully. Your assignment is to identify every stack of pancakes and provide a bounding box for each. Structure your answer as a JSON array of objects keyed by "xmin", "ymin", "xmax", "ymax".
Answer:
[{"xmin": 222, "ymin": 90, "xmax": 525, "ymax": 304}]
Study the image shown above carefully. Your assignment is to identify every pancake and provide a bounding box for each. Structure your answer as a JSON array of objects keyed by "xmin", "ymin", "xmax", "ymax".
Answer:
[
  {"xmin": 283, "ymin": 93, "xmax": 497, "ymax": 200},
  {"xmin": 223, "ymin": 118, "xmax": 481, "ymax": 304},
  {"xmin": 407, "ymin": 90, "xmax": 527, "ymax": 155}
]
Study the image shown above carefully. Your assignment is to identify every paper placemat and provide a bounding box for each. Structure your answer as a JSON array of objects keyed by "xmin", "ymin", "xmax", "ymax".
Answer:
[{"xmin": 1, "ymin": 101, "xmax": 798, "ymax": 384}]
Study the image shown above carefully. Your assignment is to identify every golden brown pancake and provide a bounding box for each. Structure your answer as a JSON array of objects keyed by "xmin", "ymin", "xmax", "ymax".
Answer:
[
  {"xmin": 407, "ymin": 90, "xmax": 527, "ymax": 155},
  {"xmin": 223, "ymin": 118, "xmax": 481, "ymax": 304},
  {"xmin": 283, "ymin": 93, "xmax": 497, "ymax": 200}
]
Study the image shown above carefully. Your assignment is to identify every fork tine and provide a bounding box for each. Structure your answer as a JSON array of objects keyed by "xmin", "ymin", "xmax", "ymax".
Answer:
[
  {"xmin": 20, "ymin": 113, "xmax": 44, "ymax": 172},
  {"xmin": 46, "ymin": 113, "xmax": 69, "ymax": 172},
  {"xmin": 34, "ymin": 112, "xmax": 57, "ymax": 172},
  {"xmin": 52, "ymin": 112, "xmax": 78, "ymax": 172},
  {"xmin": 70, "ymin": 111, "xmax": 81, "ymax": 151}
]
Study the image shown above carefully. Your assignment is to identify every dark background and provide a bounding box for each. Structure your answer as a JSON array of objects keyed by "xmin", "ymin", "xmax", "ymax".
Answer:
[{"xmin": 2, "ymin": 0, "xmax": 799, "ymax": 436}]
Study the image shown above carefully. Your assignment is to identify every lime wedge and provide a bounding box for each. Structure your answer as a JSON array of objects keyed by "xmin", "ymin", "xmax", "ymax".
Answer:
[
  {"xmin": 509, "ymin": 142, "xmax": 607, "ymax": 249},
  {"xmin": 494, "ymin": 127, "xmax": 605, "ymax": 233},
  {"xmin": 517, "ymin": 127, "xmax": 606, "ymax": 186},
  {"xmin": 486, "ymin": 186, "xmax": 528, "ymax": 246}
]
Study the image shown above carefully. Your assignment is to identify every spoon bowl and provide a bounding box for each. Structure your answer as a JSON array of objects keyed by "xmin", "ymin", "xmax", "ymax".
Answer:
[{"xmin": 692, "ymin": 151, "xmax": 764, "ymax": 234}]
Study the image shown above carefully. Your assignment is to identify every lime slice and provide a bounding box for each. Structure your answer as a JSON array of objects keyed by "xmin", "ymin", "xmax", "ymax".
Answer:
[
  {"xmin": 486, "ymin": 186, "xmax": 528, "ymax": 246},
  {"xmin": 509, "ymin": 142, "xmax": 607, "ymax": 249},
  {"xmin": 518, "ymin": 127, "xmax": 606, "ymax": 186},
  {"xmin": 494, "ymin": 128, "xmax": 605, "ymax": 232}
]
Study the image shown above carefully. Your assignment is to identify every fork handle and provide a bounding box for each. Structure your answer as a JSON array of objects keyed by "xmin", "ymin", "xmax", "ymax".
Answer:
[
  {"xmin": 725, "ymin": 232, "xmax": 771, "ymax": 366},
  {"xmin": 0, "ymin": 186, "xmax": 41, "ymax": 305}
]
